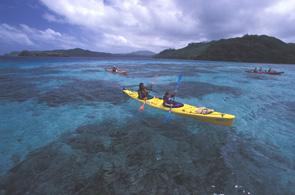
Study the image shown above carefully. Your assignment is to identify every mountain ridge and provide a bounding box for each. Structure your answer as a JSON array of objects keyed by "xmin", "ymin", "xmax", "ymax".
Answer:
[
  {"xmin": 154, "ymin": 34, "xmax": 295, "ymax": 64},
  {"xmin": 3, "ymin": 48, "xmax": 156, "ymax": 58}
]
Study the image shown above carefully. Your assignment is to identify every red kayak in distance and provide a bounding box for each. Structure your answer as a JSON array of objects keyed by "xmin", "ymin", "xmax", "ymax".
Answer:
[
  {"xmin": 245, "ymin": 70, "xmax": 284, "ymax": 75},
  {"xmin": 105, "ymin": 68, "xmax": 128, "ymax": 74}
]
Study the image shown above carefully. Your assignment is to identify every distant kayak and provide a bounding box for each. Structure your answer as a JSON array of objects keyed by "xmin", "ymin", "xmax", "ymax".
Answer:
[
  {"xmin": 245, "ymin": 70, "xmax": 284, "ymax": 75},
  {"xmin": 123, "ymin": 89, "xmax": 235, "ymax": 126},
  {"xmin": 105, "ymin": 68, "xmax": 128, "ymax": 74}
]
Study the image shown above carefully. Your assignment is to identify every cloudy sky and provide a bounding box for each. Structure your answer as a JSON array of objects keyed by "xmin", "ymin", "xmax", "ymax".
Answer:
[{"xmin": 1, "ymin": 0, "xmax": 295, "ymax": 55}]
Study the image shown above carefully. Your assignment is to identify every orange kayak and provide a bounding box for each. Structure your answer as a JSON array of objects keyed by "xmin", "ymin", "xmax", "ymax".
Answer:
[{"xmin": 105, "ymin": 68, "xmax": 128, "ymax": 74}]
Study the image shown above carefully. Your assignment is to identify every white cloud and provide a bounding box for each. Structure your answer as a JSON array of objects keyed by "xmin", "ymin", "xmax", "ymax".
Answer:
[
  {"xmin": 265, "ymin": 0, "xmax": 295, "ymax": 15},
  {"xmin": 0, "ymin": 23, "xmax": 35, "ymax": 46},
  {"xmin": 0, "ymin": 23, "xmax": 85, "ymax": 51},
  {"xmin": 42, "ymin": 13, "xmax": 66, "ymax": 23},
  {"xmin": 103, "ymin": 34, "xmax": 128, "ymax": 45}
]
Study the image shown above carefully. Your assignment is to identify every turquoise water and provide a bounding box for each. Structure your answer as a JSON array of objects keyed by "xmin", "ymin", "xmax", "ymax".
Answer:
[{"xmin": 0, "ymin": 56, "xmax": 294, "ymax": 194}]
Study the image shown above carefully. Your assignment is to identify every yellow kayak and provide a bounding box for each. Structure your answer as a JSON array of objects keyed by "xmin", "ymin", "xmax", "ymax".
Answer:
[{"xmin": 123, "ymin": 89, "xmax": 235, "ymax": 126}]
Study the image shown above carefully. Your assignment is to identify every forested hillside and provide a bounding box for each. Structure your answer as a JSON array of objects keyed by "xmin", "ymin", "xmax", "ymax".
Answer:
[{"xmin": 155, "ymin": 35, "xmax": 295, "ymax": 64}]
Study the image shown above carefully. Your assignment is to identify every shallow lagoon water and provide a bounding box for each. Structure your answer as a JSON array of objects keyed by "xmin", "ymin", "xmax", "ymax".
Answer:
[{"xmin": 0, "ymin": 56, "xmax": 294, "ymax": 194}]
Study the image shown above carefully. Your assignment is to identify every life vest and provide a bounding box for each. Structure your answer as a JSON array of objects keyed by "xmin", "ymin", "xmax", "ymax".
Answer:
[
  {"xmin": 138, "ymin": 88, "xmax": 148, "ymax": 99},
  {"xmin": 163, "ymin": 95, "xmax": 173, "ymax": 104}
]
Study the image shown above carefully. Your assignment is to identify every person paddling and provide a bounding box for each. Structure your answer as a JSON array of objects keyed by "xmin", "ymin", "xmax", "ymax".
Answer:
[
  {"xmin": 112, "ymin": 65, "xmax": 117, "ymax": 72},
  {"xmin": 163, "ymin": 90, "xmax": 176, "ymax": 107},
  {"xmin": 138, "ymin": 83, "xmax": 153, "ymax": 100},
  {"xmin": 163, "ymin": 90, "xmax": 183, "ymax": 108}
]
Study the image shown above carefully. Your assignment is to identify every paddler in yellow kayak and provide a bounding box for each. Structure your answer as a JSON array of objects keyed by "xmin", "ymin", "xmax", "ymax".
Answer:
[
  {"xmin": 138, "ymin": 83, "xmax": 153, "ymax": 100},
  {"xmin": 163, "ymin": 90, "xmax": 184, "ymax": 108}
]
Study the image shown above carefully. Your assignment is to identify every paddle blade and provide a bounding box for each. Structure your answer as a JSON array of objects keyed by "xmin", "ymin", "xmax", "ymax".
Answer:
[
  {"xmin": 153, "ymin": 74, "xmax": 158, "ymax": 83},
  {"xmin": 177, "ymin": 74, "xmax": 182, "ymax": 85},
  {"xmin": 163, "ymin": 111, "xmax": 171, "ymax": 123},
  {"xmin": 138, "ymin": 101, "xmax": 146, "ymax": 112},
  {"xmin": 138, "ymin": 104, "xmax": 144, "ymax": 112},
  {"xmin": 175, "ymin": 74, "xmax": 182, "ymax": 91},
  {"xmin": 163, "ymin": 116, "xmax": 169, "ymax": 123}
]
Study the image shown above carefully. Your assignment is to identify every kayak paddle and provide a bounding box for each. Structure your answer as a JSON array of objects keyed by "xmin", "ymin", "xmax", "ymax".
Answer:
[
  {"xmin": 163, "ymin": 74, "xmax": 182, "ymax": 123},
  {"xmin": 138, "ymin": 101, "xmax": 146, "ymax": 112},
  {"xmin": 138, "ymin": 74, "xmax": 158, "ymax": 112},
  {"xmin": 150, "ymin": 73, "xmax": 158, "ymax": 89}
]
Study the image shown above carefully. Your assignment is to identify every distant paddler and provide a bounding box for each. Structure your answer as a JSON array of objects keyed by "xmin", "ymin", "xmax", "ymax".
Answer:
[{"xmin": 112, "ymin": 65, "xmax": 117, "ymax": 72}]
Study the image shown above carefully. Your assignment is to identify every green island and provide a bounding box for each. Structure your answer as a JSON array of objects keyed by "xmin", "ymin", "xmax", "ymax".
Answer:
[{"xmin": 154, "ymin": 35, "xmax": 295, "ymax": 64}]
